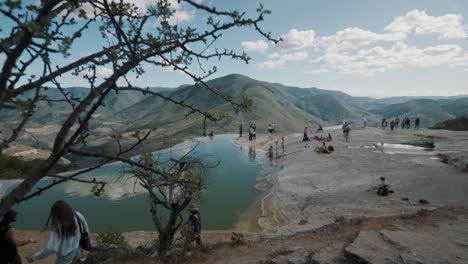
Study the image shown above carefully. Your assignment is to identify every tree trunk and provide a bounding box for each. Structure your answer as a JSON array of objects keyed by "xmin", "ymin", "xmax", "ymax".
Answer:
[
  {"xmin": 158, "ymin": 228, "xmax": 175, "ymax": 256},
  {"xmin": 156, "ymin": 205, "xmax": 185, "ymax": 256}
]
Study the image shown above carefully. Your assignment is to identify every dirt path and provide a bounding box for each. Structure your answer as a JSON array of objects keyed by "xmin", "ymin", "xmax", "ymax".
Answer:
[{"xmin": 54, "ymin": 206, "xmax": 468, "ymax": 264}]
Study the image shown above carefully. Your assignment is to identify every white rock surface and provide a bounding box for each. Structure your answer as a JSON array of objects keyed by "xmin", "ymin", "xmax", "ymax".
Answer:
[
  {"xmin": 269, "ymin": 127, "xmax": 468, "ymax": 234},
  {"xmin": 345, "ymin": 221, "xmax": 468, "ymax": 264}
]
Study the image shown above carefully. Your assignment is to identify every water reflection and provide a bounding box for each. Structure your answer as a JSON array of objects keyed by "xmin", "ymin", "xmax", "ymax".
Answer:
[
  {"xmin": 4, "ymin": 134, "xmax": 263, "ymax": 232},
  {"xmin": 248, "ymin": 145, "xmax": 256, "ymax": 161}
]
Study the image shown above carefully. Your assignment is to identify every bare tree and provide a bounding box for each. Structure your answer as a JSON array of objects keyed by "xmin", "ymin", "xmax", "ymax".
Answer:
[
  {"xmin": 0, "ymin": 0, "xmax": 278, "ymax": 217},
  {"xmin": 127, "ymin": 143, "xmax": 212, "ymax": 255}
]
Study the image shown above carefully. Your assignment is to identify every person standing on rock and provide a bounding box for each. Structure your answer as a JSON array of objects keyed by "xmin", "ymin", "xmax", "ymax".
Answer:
[
  {"xmin": 1, "ymin": 209, "xmax": 37, "ymax": 264},
  {"xmin": 361, "ymin": 114, "xmax": 367, "ymax": 128},
  {"xmin": 415, "ymin": 117, "xmax": 420, "ymax": 130},
  {"xmin": 183, "ymin": 204, "xmax": 202, "ymax": 252},
  {"xmin": 268, "ymin": 124, "xmax": 273, "ymax": 137},
  {"xmin": 390, "ymin": 120, "xmax": 395, "ymax": 131},
  {"xmin": 342, "ymin": 122, "xmax": 351, "ymax": 143},
  {"xmin": 248, "ymin": 124, "xmax": 253, "ymax": 141},
  {"xmin": 239, "ymin": 124, "xmax": 243, "ymax": 137},
  {"xmin": 252, "ymin": 124, "xmax": 257, "ymax": 140},
  {"xmin": 395, "ymin": 116, "xmax": 400, "ymax": 128},
  {"xmin": 406, "ymin": 117, "xmax": 411, "ymax": 129},
  {"xmin": 303, "ymin": 127, "xmax": 308, "ymax": 142}
]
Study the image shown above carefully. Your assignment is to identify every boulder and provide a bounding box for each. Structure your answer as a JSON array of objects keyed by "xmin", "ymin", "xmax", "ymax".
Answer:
[{"xmin": 345, "ymin": 227, "xmax": 468, "ymax": 264}]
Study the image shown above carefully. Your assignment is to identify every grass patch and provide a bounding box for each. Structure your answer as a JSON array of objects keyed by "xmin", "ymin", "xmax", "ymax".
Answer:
[
  {"xmin": 96, "ymin": 232, "xmax": 126, "ymax": 246},
  {"xmin": 0, "ymin": 155, "xmax": 74, "ymax": 180}
]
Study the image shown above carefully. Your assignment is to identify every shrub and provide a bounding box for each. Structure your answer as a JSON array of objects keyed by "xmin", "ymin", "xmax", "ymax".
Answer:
[
  {"xmin": 230, "ymin": 232, "xmax": 246, "ymax": 245},
  {"xmin": 96, "ymin": 232, "xmax": 126, "ymax": 246}
]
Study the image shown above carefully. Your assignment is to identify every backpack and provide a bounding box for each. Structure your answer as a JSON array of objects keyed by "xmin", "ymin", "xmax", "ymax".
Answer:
[{"xmin": 76, "ymin": 213, "xmax": 93, "ymax": 251}]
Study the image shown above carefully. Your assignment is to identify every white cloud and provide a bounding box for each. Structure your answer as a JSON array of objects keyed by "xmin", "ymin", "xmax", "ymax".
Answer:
[
  {"xmin": 276, "ymin": 29, "xmax": 315, "ymax": 50},
  {"xmin": 304, "ymin": 68, "xmax": 329, "ymax": 74},
  {"xmin": 77, "ymin": 66, "xmax": 114, "ymax": 79},
  {"xmin": 313, "ymin": 43, "xmax": 468, "ymax": 75},
  {"xmin": 280, "ymin": 51, "xmax": 309, "ymax": 61},
  {"xmin": 256, "ymin": 51, "xmax": 309, "ymax": 69},
  {"xmin": 241, "ymin": 40, "xmax": 269, "ymax": 52},
  {"xmin": 168, "ymin": 10, "xmax": 195, "ymax": 25},
  {"xmin": 256, "ymin": 59, "xmax": 286, "ymax": 69},
  {"xmin": 385, "ymin": 9, "xmax": 467, "ymax": 39},
  {"xmin": 318, "ymin": 27, "xmax": 400, "ymax": 52}
]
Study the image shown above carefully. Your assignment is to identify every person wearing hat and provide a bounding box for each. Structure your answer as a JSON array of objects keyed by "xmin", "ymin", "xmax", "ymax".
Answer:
[
  {"xmin": 1, "ymin": 209, "xmax": 37, "ymax": 264},
  {"xmin": 183, "ymin": 204, "xmax": 202, "ymax": 250}
]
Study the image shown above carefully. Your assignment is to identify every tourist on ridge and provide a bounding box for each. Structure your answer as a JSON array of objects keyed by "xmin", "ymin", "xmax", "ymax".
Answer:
[
  {"xmin": 1, "ymin": 209, "xmax": 37, "ymax": 264},
  {"xmin": 342, "ymin": 122, "xmax": 351, "ymax": 143},
  {"xmin": 390, "ymin": 120, "xmax": 395, "ymax": 131},
  {"xmin": 361, "ymin": 114, "xmax": 367, "ymax": 128},
  {"xmin": 316, "ymin": 141, "xmax": 330, "ymax": 154},
  {"xmin": 268, "ymin": 124, "xmax": 273, "ymax": 137},
  {"xmin": 239, "ymin": 124, "xmax": 243, "ymax": 137},
  {"xmin": 248, "ymin": 124, "xmax": 253, "ymax": 141},
  {"xmin": 327, "ymin": 133, "xmax": 332, "ymax": 142},
  {"xmin": 183, "ymin": 204, "xmax": 202, "ymax": 251},
  {"xmin": 381, "ymin": 118, "xmax": 388, "ymax": 129},
  {"xmin": 252, "ymin": 124, "xmax": 256, "ymax": 140},
  {"xmin": 303, "ymin": 127, "xmax": 308, "ymax": 142},
  {"xmin": 395, "ymin": 117, "xmax": 400, "ymax": 128},
  {"xmin": 27, "ymin": 200, "xmax": 90, "ymax": 264},
  {"xmin": 367, "ymin": 177, "xmax": 392, "ymax": 196},
  {"xmin": 415, "ymin": 117, "xmax": 420, "ymax": 130},
  {"xmin": 315, "ymin": 125, "xmax": 323, "ymax": 133},
  {"xmin": 406, "ymin": 117, "xmax": 411, "ymax": 129},
  {"xmin": 268, "ymin": 145, "xmax": 274, "ymax": 160}
]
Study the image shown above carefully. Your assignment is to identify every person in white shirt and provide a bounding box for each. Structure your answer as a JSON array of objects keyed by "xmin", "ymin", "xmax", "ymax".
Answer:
[{"xmin": 26, "ymin": 200, "xmax": 89, "ymax": 264}]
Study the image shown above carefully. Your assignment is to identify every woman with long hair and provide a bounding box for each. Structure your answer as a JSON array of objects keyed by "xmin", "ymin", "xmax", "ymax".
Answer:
[
  {"xmin": 26, "ymin": 200, "xmax": 89, "ymax": 264},
  {"xmin": 0, "ymin": 209, "xmax": 37, "ymax": 264}
]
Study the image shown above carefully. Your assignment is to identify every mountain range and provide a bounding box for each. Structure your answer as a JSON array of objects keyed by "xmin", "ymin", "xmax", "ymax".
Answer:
[{"xmin": 1, "ymin": 74, "xmax": 467, "ymax": 154}]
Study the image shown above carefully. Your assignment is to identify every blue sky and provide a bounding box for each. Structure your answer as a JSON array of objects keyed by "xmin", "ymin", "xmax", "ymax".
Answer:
[{"xmin": 2, "ymin": 0, "xmax": 468, "ymax": 98}]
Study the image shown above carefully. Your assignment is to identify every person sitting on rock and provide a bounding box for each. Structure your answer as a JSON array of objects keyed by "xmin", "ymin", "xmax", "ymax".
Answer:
[
  {"xmin": 368, "ymin": 177, "xmax": 393, "ymax": 196},
  {"xmin": 315, "ymin": 142, "xmax": 330, "ymax": 154}
]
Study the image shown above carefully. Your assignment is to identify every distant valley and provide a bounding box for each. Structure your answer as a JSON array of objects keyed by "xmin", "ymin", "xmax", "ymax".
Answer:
[{"xmin": 1, "ymin": 74, "xmax": 467, "ymax": 165}]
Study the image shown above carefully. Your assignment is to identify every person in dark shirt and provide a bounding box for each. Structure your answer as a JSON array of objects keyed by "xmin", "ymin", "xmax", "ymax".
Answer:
[
  {"xmin": 183, "ymin": 204, "xmax": 202, "ymax": 251},
  {"xmin": 0, "ymin": 209, "xmax": 37, "ymax": 264}
]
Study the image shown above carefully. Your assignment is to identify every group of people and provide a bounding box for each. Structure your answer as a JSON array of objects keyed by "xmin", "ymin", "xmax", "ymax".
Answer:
[
  {"xmin": 382, "ymin": 116, "xmax": 421, "ymax": 131},
  {"xmin": 248, "ymin": 124, "xmax": 257, "ymax": 141},
  {"xmin": 1, "ymin": 200, "xmax": 203, "ymax": 263}
]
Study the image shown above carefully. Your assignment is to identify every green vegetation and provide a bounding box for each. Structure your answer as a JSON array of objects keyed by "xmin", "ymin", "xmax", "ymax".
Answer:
[
  {"xmin": 0, "ymin": 155, "xmax": 74, "ymax": 180},
  {"xmin": 431, "ymin": 116, "xmax": 468, "ymax": 131},
  {"xmin": 96, "ymin": 232, "xmax": 126, "ymax": 246},
  {"xmin": 230, "ymin": 232, "xmax": 247, "ymax": 245}
]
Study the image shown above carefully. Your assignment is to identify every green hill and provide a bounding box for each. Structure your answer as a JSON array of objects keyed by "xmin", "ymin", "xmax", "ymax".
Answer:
[
  {"xmin": 113, "ymin": 74, "xmax": 324, "ymax": 136},
  {"xmin": 431, "ymin": 116, "xmax": 468, "ymax": 131},
  {"xmin": 2, "ymin": 74, "xmax": 467, "ymax": 156}
]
